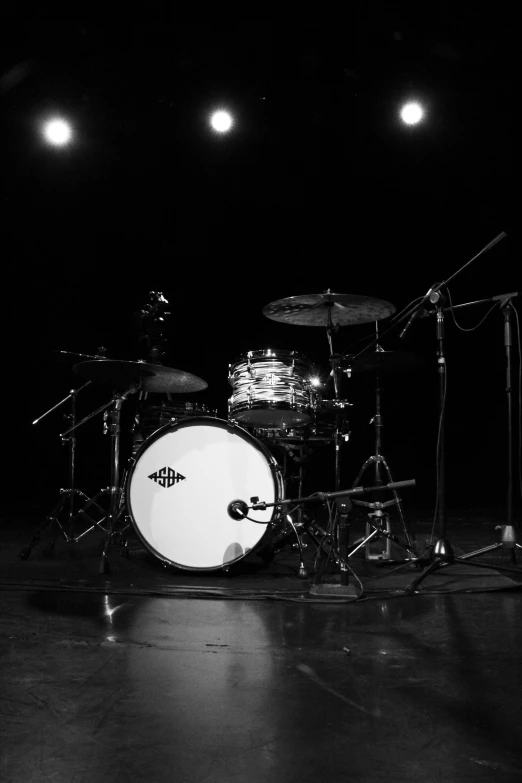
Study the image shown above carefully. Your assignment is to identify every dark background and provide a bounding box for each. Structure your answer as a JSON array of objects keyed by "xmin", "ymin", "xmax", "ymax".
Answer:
[{"xmin": 0, "ymin": 9, "xmax": 517, "ymax": 513}]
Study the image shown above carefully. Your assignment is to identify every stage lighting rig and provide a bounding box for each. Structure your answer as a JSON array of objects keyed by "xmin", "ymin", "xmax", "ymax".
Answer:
[
  {"xmin": 41, "ymin": 116, "xmax": 73, "ymax": 147},
  {"xmin": 209, "ymin": 109, "xmax": 234, "ymax": 134},
  {"xmin": 399, "ymin": 101, "xmax": 425, "ymax": 126}
]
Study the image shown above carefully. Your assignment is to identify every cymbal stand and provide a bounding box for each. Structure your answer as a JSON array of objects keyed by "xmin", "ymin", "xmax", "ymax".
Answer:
[
  {"xmin": 60, "ymin": 384, "xmax": 138, "ymax": 574},
  {"xmin": 19, "ymin": 380, "xmax": 98, "ymax": 560},
  {"xmin": 323, "ymin": 298, "xmax": 346, "ymax": 491},
  {"xmin": 349, "ymin": 326, "xmax": 417, "ymax": 562},
  {"xmin": 323, "ymin": 296, "xmax": 353, "ymax": 590}
]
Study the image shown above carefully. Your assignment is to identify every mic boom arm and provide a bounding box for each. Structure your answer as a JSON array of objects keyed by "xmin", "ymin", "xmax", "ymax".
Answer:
[{"xmin": 228, "ymin": 479, "xmax": 416, "ymax": 519}]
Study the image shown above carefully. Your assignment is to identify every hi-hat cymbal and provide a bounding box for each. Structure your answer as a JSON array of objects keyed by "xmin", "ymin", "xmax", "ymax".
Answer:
[
  {"xmin": 262, "ymin": 292, "xmax": 396, "ymax": 327},
  {"xmin": 74, "ymin": 360, "xmax": 208, "ymax": 393},
  {"xmin": 350, "ymin": 350, "xmax": 423, "ymax": 374}
]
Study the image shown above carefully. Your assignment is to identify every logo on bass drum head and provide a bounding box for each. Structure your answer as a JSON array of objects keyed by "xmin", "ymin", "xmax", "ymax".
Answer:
[{"xmin": 148, "ymin": 467, "xmax": 186, "ymax": 488}]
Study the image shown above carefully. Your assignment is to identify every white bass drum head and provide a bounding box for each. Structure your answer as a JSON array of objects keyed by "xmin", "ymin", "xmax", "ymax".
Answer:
[{"xmin": 127, "ymin": 417, "xmax": 281, "ymax": 570}]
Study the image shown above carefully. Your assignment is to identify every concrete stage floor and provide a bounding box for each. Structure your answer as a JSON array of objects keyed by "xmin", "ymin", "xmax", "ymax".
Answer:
[{"xmin": 1, "ymin": 508, "xmax": 522, "ymax": 782}]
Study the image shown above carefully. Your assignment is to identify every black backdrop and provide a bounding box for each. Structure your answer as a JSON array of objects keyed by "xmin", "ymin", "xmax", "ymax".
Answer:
[{"xmin": 0, "ymin": 11, "xmax": 517, "ymax": 512}]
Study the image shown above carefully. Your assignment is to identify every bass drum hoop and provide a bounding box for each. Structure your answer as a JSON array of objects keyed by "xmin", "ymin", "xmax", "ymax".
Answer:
[{"xmin": 125, "ymin": 416, "xmax": 284, "ymax": 571}]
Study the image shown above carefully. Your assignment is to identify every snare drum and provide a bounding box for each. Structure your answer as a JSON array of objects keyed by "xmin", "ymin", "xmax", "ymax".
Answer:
[
  {"xmin": 127, "ymin": 417, "xmax": 283, "ymax": 570},
  {"xmin": 228, "ymin": 349, "xmax": 315, "ymax": 428}
]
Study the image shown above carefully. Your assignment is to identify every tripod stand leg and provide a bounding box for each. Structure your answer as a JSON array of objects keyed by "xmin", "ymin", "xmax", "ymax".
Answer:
[
  {"xmin": 351, "ymin": 456, "xmax": 376, "ymax": 488},
  {"xmin": 405, "ymin": 558, "xmax": 441, "ymax": 594},
  {"xmin": 18, "ymin": 495, "xmax": 68, "ymax": 560},
  {"xmin": 379, "ymin": 456, "xmax": 416, "ymax": 551},
  {"xmin": 458, "ymin": 533, "xmax": 522, "ymax": 564}
]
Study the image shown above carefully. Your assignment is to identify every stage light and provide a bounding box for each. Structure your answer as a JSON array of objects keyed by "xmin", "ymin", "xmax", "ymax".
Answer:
[
  {"xmin": 399, "ymin": 102, "xmax": 424, "ymax": 126},
  {"xmin": 310, "ymin": 376, "xmax": 322, "ymax": 387},
  {"xmin": 41, "ymin": 117, "xmax": 73, "ymax": 146},
  {"xmin": 209, "ymin": 109, "xmax": 234, "ymax": 134}
]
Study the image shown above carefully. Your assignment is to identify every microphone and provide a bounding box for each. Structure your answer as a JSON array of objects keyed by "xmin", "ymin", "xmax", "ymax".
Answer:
[
  {"xmin": 420, "ymin": 291, "xmax": 520, "ymax": 318},
  {"xmin": 227, "ymin": 499, "xmax": 248, "ymax": 520},
  {"xmin": 491, "ymin": 291, "xmax": 519, "ymax": 302},
  {"xmin": 399, "ymin": 308, "xmax": 426, "ymax": 339}
]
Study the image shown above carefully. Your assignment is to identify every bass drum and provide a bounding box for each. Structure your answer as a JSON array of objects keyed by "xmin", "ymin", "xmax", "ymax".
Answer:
[{"xmin": 127, "ymin": 417, "xmax": 283, "ymax": 571}]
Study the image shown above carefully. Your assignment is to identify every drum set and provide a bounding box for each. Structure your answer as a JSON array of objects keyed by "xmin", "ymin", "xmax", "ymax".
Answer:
[{"xmin": 21, "ymin": 290, "xmax": 419, "ymax": 577}]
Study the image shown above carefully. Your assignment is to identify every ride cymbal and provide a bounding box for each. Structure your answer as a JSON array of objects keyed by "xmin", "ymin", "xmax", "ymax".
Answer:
[{"xmin": 262, "ymin": 292, "xmax": 396, "ymax": 327}]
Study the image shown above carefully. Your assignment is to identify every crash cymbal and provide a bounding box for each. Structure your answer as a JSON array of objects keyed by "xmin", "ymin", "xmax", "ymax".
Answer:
[
  {"xmin": 350, "ymin": 350, "xmax": 423, "ymax": 374},
  {"xmin": 262, "ymin": 292, "xmax": 396, "ymax": 327},
  {"xmin": 73, "ymin": 360, "xmax": 208, "ymax": 393}
]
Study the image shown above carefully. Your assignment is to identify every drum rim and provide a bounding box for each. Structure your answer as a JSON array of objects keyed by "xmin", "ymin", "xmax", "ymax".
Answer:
[
  {"xmin": 125, "ymin": 415, "xmax": 284, "ymax": 571},
  {"xmin": 230, "ymin": 400, "xmax": 313, "ymax": 413},
  {"xmin": 229, "ymin": 348, "xmax": 312, "ymax": 371}
]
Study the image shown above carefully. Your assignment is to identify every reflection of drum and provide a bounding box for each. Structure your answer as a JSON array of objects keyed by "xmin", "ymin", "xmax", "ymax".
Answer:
[
  {"xmin": 127, "ymin": 417, "xmax": 283, "ymax": 571},
  {"xmin": 228, "ymin": 349, "xmax": 315, "ymax": 428}
]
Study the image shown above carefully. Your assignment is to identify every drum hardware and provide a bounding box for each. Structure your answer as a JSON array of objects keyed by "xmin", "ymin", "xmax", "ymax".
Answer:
[
  {"xmin": 262, "ymin": 290, "xmax": 396, "ymax": 493},
  {"xmin": 422, "ymin": 294, "xmax": 521, "ymax": 568},
  {"xmin": 232, "ymin": 479, "xmax": 417, "ymax": 596},
  {"xmin": 68, "ymin": 345, "xmax": 210, "ymax": 572},
  {"xmin": 60, "ymin": 382, "xmax": 141, "ymax": 573},
  {"xmin": 261, "ymin": 290, "xmax": 398, "ymax": 577},
  {"xmin": 347, "ymin": 338, "xmax": 418, "ymax": 562},
  {"xmin": 253, "ymin": 421, "xmax": 332, "ymax": 559},
  {"xmin": 321, "ymin": 294, "xmax": 360, "ymax": 492},
  {"xmin": 361, "ymin": 232, "xmax": 520, "ymax": 592},
  {"xmin": 19, "ymin": 378, "xmax": 103, "ymax": 560}
]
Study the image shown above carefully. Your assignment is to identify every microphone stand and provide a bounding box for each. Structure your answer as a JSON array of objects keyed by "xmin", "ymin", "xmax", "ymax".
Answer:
[
  {"xmin": 348, "ymin": 232, "xmax": 509, "ymax": 363},
  {"xmin": 331, "ymin": 232, "xmax": 519, "ymax": 593},
  {"xmin": 405, "ymin": 292, "xmax": 522, "ymax": 594},
  {"xmin": 434, "ymin": 293, "xmax": 447, "ymax": 541},
  {"xmin": 455, "ymin": 297, "xmax": 522, "ymax": 562}
]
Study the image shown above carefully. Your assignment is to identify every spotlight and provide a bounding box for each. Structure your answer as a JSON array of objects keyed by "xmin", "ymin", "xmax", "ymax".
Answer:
[
  {"xmin": 399, "ymin": 102, "xmax": 424, "ymax": 126},
  {"xmin": 310, "ymin": 376, "xmax": 322, "ymax": 388},
  {"xmin": 209, "ymin": 109, "xmax": 234, "ymax": 134},
  {"xmin": 41, "ymin": 117, "xmax": 73, "ymax": 146}
]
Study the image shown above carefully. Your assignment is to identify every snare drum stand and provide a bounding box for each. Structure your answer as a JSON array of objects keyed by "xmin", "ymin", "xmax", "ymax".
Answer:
[{"xmin": 19, "ymin": 381, "xmax": 104, "ymax": 560}]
